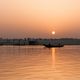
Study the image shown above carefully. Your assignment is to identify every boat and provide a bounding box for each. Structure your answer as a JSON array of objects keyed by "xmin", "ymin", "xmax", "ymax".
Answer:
[{"xmin": 44, "ymin": 43, "xmax": 64, "ymax": 48}]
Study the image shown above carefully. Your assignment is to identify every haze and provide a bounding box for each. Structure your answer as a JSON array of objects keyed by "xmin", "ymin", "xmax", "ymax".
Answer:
[{"xmin": 0, "ymin": 0, "xmax": 80, "ymax": 38}]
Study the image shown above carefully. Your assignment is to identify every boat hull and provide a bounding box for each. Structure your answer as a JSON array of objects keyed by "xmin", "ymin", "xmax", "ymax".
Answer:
[{"xmin": 44, "ymin": 44, "xmax": 64, "ymax": 48}]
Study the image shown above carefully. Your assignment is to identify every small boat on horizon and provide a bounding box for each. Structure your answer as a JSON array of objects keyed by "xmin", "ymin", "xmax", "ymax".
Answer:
[{"xmin": 44, "ymin": 43, "xmax": 64, "ymax": 48}]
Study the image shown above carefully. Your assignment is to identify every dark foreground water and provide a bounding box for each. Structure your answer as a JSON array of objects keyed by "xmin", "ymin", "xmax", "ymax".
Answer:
[{"xmin": 0, "ymin": 45, "xmax": 80, "ymax": 80}]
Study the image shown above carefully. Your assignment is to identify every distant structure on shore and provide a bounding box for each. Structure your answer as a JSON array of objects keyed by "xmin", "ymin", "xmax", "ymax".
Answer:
[{"xmin": 0, "ymin": 38, "xmax": 80, "ymax": 46}]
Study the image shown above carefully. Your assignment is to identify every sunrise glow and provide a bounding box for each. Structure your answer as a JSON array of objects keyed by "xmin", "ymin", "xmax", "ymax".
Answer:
[
  {"xmin": 0, "ymin": 0, "xmax": 80, "ymax": 38},
  {"xmin": 52, "ymin": 31, "xmax": 55, "ymax": 35}
]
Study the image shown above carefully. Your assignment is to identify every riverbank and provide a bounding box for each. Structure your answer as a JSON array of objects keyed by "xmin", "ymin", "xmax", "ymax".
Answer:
[{"xmin": 0, "ymin": 38, "xmax": 80, "ymax": 45}]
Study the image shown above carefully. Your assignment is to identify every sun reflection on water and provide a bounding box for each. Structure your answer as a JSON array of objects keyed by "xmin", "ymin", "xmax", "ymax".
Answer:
[{"xmin": 51, "ymin": 48, "xmax": 56, "ymax": 67}]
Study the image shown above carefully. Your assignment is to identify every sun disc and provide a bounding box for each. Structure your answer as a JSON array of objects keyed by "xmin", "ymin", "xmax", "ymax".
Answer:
[{"xmin": 52, "ymin": 31, "xmax": 55, "ymax": 35}]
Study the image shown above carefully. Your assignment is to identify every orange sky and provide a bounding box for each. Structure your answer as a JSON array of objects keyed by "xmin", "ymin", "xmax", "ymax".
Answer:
[{"xmin": 0, "ymin": 0, "xmax": 80, "ymax": 38}]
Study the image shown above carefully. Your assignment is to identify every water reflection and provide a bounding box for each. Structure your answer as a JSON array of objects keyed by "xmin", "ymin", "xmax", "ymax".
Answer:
[
  {"xmin": 51, "ymin": 48, "xmax": 56, "ymax": 67},
  {"xmin": 0, "ymin": 46, "xmax": 80, "ymax": 80}
]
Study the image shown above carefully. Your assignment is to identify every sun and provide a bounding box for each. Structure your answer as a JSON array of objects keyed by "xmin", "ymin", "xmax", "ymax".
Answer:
[{"xmin": 52, "ymin": 31, "xmax": 55, "ymax": 35}]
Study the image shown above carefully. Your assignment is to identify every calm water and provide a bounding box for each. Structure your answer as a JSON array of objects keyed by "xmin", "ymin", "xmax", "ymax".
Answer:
[{"xmin": 0, "ymin": 45, "xmax": 80, "ymax": 80}]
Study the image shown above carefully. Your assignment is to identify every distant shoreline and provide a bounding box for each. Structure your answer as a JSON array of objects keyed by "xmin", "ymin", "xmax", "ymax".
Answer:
[{"xmin": 0, "ymin": 38, "xmax": 80, "ymax": 46}]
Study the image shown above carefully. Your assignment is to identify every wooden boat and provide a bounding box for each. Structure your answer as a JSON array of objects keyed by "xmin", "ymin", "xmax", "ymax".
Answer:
[{"xmin": 44, "ymin": 43, "xmax": 64, "ymax": 48}]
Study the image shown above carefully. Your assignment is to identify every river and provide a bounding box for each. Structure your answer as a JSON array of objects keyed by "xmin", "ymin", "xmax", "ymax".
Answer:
[{"xmin": 0, "ymin": 45, "xmax": 80, "ymax": 80}]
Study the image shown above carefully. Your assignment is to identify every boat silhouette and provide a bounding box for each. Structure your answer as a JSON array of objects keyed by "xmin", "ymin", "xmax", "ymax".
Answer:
[{"xmin": 44, "ymin": 43, "xmax": 64, "ymax": 48}]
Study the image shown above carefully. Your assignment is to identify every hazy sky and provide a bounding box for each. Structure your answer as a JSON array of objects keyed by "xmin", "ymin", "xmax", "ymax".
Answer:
[{"xmin": 0, "ymin": 0, "xmax": 80, "ymax": 38}]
